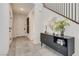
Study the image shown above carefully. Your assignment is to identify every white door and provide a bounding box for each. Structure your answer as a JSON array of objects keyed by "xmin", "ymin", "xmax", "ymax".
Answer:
[{"xmin": 13, "ymin": 14, "xmax": 26, "ymax": 37}]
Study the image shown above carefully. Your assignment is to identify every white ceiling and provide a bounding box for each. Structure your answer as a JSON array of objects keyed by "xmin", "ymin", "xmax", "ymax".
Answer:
[{"xmin": 11, "ymin": 3, "xmax": 34, "ymax": 15}]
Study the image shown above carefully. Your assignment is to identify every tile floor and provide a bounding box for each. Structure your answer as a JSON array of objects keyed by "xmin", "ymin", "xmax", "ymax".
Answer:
[{"xmin": 8, "ymin": 36, "xmax": 63, "ymax": 56}]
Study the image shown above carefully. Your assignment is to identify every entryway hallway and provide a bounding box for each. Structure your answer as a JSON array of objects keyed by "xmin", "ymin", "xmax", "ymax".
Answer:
[{"xmin": 8, "ymin": 36, "xmax": 62, "ymax": 56}]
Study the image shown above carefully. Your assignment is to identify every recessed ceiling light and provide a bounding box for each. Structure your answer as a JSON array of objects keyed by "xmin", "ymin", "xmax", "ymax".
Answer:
[{"xmin": 20, "ymin": 8, "xmax": 24, "ymax": 11}]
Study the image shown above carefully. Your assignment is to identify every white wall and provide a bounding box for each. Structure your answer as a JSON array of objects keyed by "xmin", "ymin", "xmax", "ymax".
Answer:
[
  {"xmin": 27, "ymin": 4, "xmax": 68, "ymax": 44},
  {"xmin": 26, "ymin": 7, "xmax": 38, "ymax": 44},
  {"xmin": 0, "ymin": 3, "xmax": 10, "ymax": 55},
  {"xmin": 29, "ymin": 4, "xmax": 66, "ymax": 44},
  {"xmin": 41, "ymin": 4, "xmax": 79, "ymax": 56},
  {"xmin": 27, "ymin": 3, "xmax": 79, "ymax": 55},
  {"xmin": 34, "ymin": 4, "xmax": 44, "ymax": 44},
  {"xmin": 27, "ymin": 4, "xmax": 44, "ymax": 44},
  {"xmin": 42, "ymin": 5, "xmax": 79, "ymax": 56},
  {"xmin": 26, "ymin": 4, "xmax": 79, "ymax": 55},
  {"xmin": 13, "ymin": 14, "xmax": 27, "ymax": 37}
]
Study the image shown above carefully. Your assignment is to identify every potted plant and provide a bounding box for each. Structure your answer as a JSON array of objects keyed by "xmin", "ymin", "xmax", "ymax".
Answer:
[{"xmin": 53, "ymin": 19, "xmax": 70, "ymax": 36}]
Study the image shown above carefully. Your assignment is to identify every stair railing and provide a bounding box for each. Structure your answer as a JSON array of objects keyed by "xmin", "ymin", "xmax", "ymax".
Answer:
[{"xmin": 43, "ymin": 3, "xmax": 79, "ymax": 24}]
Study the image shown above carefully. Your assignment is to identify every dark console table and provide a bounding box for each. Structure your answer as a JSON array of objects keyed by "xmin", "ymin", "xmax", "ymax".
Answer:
[{"xmin": 40, "ymin": 33, "xmax": 75, "ymax": 56}]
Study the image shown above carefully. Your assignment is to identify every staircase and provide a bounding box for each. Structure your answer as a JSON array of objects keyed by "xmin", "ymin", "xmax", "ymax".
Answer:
[{"xmin": 43, "ymin": 3, "xmax": 79, "ymax": 24}]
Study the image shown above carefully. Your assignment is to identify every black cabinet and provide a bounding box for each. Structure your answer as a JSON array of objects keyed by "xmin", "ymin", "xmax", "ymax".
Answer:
[{"xmin": 40, "ymin": 33, "xmax": 75, "ymax": 56}]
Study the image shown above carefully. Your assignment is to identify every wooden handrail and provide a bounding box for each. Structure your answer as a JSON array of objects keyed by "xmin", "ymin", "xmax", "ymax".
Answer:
[{"xmin": 43, "ymin": 3, "xmax": 79, "ymax": 24}]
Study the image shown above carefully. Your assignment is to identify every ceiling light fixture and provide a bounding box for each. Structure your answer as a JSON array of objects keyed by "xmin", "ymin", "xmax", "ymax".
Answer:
[{"xmin": 20, "ymin": 8, "xmax": 24, "ymax": 11}]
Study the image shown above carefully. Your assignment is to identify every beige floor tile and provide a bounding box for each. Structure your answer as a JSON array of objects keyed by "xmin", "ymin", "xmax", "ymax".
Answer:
[{"xmin": 8, "ymin": 36, "xmax": 63, "ymax": 56}]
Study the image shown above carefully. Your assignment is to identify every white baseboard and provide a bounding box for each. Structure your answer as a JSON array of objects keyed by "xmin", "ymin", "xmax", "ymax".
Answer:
[{"xmin": 0, "ymin": 48, "xmax": 9, "ymax": 56}]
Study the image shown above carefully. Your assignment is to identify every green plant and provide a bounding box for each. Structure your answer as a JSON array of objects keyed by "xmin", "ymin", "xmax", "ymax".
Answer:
[{"xmin": 53, "ymin": 19, "xmax": 70, "ymax": 35}]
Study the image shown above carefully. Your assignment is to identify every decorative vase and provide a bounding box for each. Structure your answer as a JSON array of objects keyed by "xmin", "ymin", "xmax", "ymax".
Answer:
[{"xmin": 60, "ymin": 28, "xmax": 65, "ymax": 36}]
